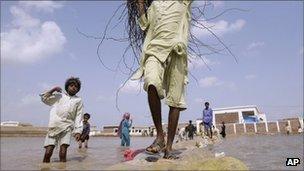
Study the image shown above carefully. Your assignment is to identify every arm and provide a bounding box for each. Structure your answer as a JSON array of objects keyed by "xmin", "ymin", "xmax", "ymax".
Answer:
[
  {"xmin": 73, "ymin": 101, "xmax": 84, "ymax": 140},
  {"xmin": 87, "ymin": 124, "xmax": 91, "ymax": 135},
  {"xmin": 40, "ymin": 86, "xmax": 62, "ymax": 106},
  {"xmin": 137, "ymin": 0, "xmax": 145, "ymax": 17},
  {"xmin": 137, "ymin": 0, "xmax": 149, "ymax": 31}
]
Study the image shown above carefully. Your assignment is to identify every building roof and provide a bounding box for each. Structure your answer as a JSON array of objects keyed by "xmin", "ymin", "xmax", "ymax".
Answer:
[{"xmin": 213, "ymin": 105, "xmax": 262, "ymax": 114}]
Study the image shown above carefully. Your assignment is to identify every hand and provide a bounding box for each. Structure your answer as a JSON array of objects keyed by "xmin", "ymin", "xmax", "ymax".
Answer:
[
  {"xmin": 74, "ymin": 133, "xmax": 81, "ymax": 141},
  {"xmin": 51, "ymin": 86, "xmax": 62, "ymax": 93},
  {"xmin": 137, "ymin": 0, "xmax": 145, "ymax": 16}
]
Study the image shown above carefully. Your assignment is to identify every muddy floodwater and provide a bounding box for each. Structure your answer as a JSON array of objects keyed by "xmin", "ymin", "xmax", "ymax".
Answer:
[{"xmin": 1, "ymin": 134, "xmax": 303, "ymax": 170}]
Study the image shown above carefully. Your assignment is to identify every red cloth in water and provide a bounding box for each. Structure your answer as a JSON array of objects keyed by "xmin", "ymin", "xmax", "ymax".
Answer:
[{"xmin": 123, "ymin": 149, "xmax": 145, "ymax": 161}]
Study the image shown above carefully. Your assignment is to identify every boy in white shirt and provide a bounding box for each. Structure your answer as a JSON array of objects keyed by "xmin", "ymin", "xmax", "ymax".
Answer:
[{"xmin": 40, "ymin": 77, "xmax": 83, "ymax": 163}]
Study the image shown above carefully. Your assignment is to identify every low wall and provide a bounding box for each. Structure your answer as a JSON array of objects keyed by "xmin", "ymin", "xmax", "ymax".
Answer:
[
  {"xmin": 235, "ymin": 124, "xmax": 245, "ymax": 134},
  {"xmin": 256, "ymin": 123, "xmax": 266, "ymax": 133},
  {"xmin": 212, "ymin": 119, "xmax": 302, "ymax": 136},
  {"xmin": 0, "ymin": 126, "xmax": 47, "ymax": 137},
  {"xmin": 267, "ymin": 122, "xmax": 278, "ymax": 133}
]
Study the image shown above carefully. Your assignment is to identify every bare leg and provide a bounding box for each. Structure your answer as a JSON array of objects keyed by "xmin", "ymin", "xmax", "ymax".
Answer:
[
  {"xmin": 148, "ymin": 85, "xmax": 164, "ymax": 142},
  {"xmin": 43, "ymin": 145, "xmax": 55, "ymax": 163},
  {"xmin": 210, "ymin": 127, "xmax": 213, "ymax": 139},
  {"xmin": 165, "ymin": 107, "xmax": 180, "ymax": 152},
  {"xmin": 59, "ymin": 144, "xmax": 69, "ymax": 162},
  {"xmin": 84, "ymin": 140, "xmax": 88, "ymax": 148}
]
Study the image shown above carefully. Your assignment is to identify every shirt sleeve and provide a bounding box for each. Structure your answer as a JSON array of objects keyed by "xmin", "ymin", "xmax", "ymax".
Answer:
[
  {"xmin": 73, "ymin": 100, "xmax": 84, "ymax": 134},
  {"xmin": 138, "ymin": 14, "xmax": 149, "ymax": 31},
  {"xmin": 39, "ymin": 91, "xmax": 60, "ymax": 106}
]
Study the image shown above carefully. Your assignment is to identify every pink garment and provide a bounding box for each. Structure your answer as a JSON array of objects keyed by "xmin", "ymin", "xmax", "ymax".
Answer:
[{"xmin": 123, "ymin": 149, "xmax": 145, "ymax": 161}]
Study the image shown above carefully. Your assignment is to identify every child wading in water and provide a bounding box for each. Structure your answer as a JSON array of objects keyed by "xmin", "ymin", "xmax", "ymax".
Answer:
[
  {"xmin": 40, "ymin": 77, "xmax": 84, "ymax": 163},
  {"xmin": 79, "ymin": 113, "xmax": 91, "ymax": 148}
]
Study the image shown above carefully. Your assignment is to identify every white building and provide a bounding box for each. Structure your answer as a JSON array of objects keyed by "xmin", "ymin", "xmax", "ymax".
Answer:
[
  {"xmin": 1, "ymin": 121, "xmax": 32, "ymax": 127},
  {"xmin": 196, "ymin": 105, "xmax": 267, "ymax": 130}
]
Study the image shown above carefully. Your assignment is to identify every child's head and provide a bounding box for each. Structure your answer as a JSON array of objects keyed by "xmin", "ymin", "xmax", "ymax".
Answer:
[
  {"xmin": 84, "ymin": 113, "xmax": 90, "ymax": 122},
  {"xmin": 65, "ymin": 77, "xmax": 81, "ymax": 96},
  {"xmin": 204, "ymin": 102, "xmax": 209, "ymax": 108}
]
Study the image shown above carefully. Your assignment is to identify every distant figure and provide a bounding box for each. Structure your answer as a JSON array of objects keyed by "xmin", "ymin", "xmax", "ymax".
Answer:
[
  {"xmin": 285, "ymin": 123, "xmax": 291, "ymax": 135},
  {"xmin": 298, "ymin": 126, "xmax": 303, "ymax": 133},
  {"xmin": 177, "ymin": 127, "xmax": 187, "ymax": 142},
  {"xmin": 186, "ymin": 120, "xmax": 196, "ymax": 140},
  {"xmin": 118, "ymin": 113, "xmax": 133, "ymax": 147},
  {"xmin": 212, "ymin": 125, "xmax": 219, "ymax": 137},
  {"xmin": 149, "ymin": 129, "xmax": 154, "ymax": 137},
  {"xmin": 142, "ymin": 130, "xmax": 148, "ymax": 136},
  {"xmin": 220, "ymin": 122, "xmax": 226, "ymax": 138},
  {"xmin": 79, "ymin": 113, "xmax": 91, "ymax": 148},
  {"xmin": 40, "ymin": 77, "xmax": 83, "ymax": 163},
  {"xmin": 202, "ymin": 102, "xmax": 213, "ymax": 139}
]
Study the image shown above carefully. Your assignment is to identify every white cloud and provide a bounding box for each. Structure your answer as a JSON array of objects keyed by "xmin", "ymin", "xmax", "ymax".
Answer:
[
  {"xmin": 247, "ymin": 42, "xmax": 265, "ymax": 50},
  {"xmin": 20, "ymin": 94, "xmax": 40, "ymax": 106},
  {"xmin": 1, "ymin": 3, "xmax": 66, "ymax": 64},
  {"xmin": 199, "ymin": 76, "xmax": 236, "ymax": 90},
  {"xmin": 188, "ymin": 55, "xmax": 219, "ymax": 70},
  {"xmin": 19, "ymin": 1, "xmax": 63, "ymax": 13},
  {"xmin": 193, "ymin": 19, "xmax": 246, "ymax": 38},
  {"xmin": 120, "ymin": 80, "xmax": 143, "ymax": 94},
  {"xmin": 245, "ymin": 74, "xmax": 257, "ymax": 80},
  {"xmin": 199, "ymin": 76, "xmax": 222, "ymax": 87}
]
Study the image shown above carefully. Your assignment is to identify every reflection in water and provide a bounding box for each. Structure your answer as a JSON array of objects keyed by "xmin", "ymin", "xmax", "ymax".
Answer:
[{"xmin": 1, "ymin": 135, "xmax": 303, "ymax": 170}]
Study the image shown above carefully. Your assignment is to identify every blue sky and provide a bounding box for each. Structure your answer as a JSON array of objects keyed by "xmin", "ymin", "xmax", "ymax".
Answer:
[{"xmin": 1, "ymin": 1, "xmax": 303, "ymax": 128}]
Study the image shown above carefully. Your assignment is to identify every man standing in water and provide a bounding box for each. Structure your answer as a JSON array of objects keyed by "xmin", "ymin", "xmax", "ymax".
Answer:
[
  {"xmin": 130, "ymin": 0, "xmax": 192, "ymax": 159},
  {"xmin": 202, "ymin": 102, "xmax": 213, "ymax": 139}
]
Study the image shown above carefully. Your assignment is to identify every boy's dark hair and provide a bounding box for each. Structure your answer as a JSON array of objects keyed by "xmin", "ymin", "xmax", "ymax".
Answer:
[
  {"xmin": 189, "ymin": 120, "xmax": 192, "ymax": 124},
  {"xmin": 84, "ymin": 113, "xmax": 90, "ymax": 119},
  {"xmin": 65, "ymin": 77, "xmax": 81, "ymax": 93},
  {"xmin": 205, "ymin": 102, "xmax": 209, "ymax": 105}
]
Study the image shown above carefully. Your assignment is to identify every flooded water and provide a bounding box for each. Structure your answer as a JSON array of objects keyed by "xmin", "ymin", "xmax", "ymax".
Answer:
[
  {"xmin": 1, "ymin": 135, "xmax": 303, "ymax": 170},
  {"xmin": 212, "ymin": 134, "xmax": 303, "ymax": 170},
  {"xmin": 1, "ymin": 136, "xmax": 154, "ymax": 170}
]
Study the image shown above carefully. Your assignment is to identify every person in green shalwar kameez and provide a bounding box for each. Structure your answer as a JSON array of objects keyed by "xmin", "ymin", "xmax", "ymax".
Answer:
[{"xmin": 129, "ymin": 0, "xmax": 192, "ymax": 159}]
